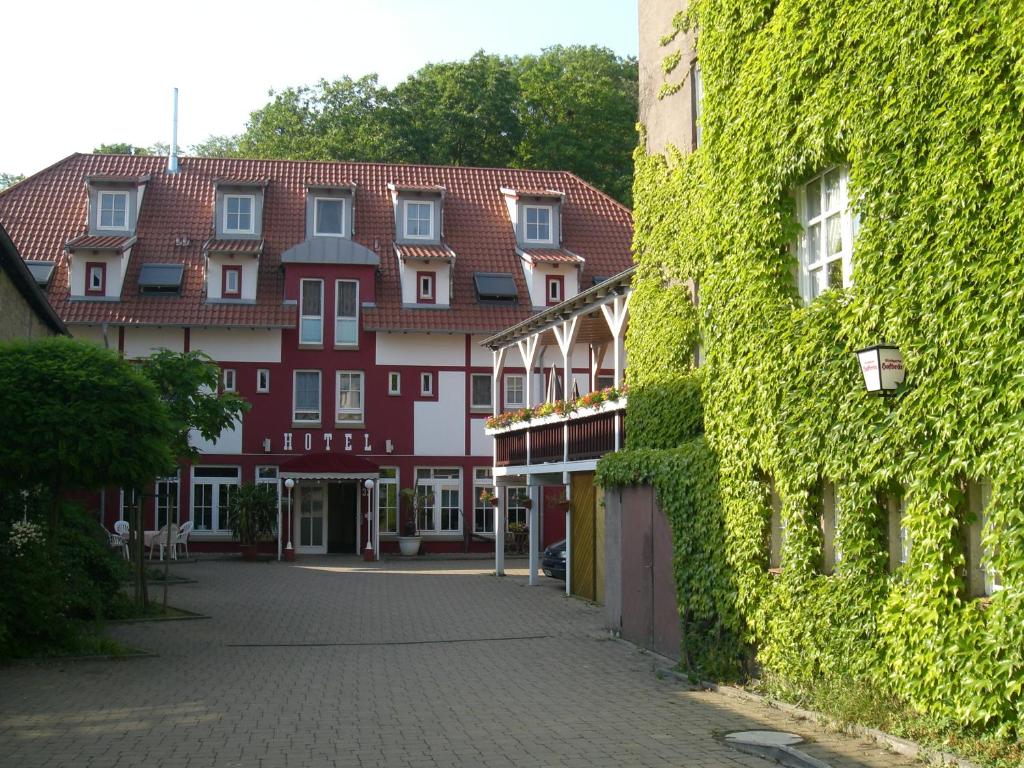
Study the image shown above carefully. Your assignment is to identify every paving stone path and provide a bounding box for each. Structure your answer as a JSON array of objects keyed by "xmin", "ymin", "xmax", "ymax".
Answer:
[{"xmin": 0, "ymin": 557, "xmax": 922, "ymax": 768}]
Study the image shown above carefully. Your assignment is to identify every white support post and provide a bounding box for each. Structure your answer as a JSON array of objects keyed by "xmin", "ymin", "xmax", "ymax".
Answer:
[
  {"xmin": 516, "ymin": 335, "xmax": 541, "ymax": 409},
  {"xmin": 528, "ymin": 484, "xmax": 539, "ymax": 586},
  {"xmin": 600, "ymin": 293, "xmax": 631, "ymax": 388},
  {"xmin": 590, "ymin": 343, "xmax": 608, "ymax": 391},
  {"xmin": 492, "ymin": 347, "xmax": 508, "ymax": 417},
  {"xmin": 553, "ymin": 316, "xmax": 580, "ymax": 404},
  {"xmin": 374, "ymin": 481, "xmax": 380, "ymax": 560},
  {"xmin": 495, "ymin": 486, "xmax": 506, "ymax": 576}
]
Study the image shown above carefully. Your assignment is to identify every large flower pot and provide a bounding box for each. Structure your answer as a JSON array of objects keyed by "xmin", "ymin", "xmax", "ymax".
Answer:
[
  {"xmin": 398, "ymin": 536, "xmax": 422, "ymax": 556},
  {"xmin": 240, "ymin": 544, "xmax": 259, "ymax": 561}
]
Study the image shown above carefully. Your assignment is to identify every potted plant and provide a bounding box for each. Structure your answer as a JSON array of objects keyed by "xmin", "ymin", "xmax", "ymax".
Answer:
[
  {"xmin": 229, "ymin": 483, "xmax": 277, "ymax": 561},
  {"xmin": 398, "ymin": 487, "xmax": 434, "ymax": 556},
  {"xmin": 479, "ymin": 488, "xmax": 499, "ymax": 507}
]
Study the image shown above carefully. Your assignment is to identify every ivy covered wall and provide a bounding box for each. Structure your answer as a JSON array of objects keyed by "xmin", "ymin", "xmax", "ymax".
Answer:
[{"xmin": 601, "ymin": 0, "xmax": 1024, "ymax": 736}]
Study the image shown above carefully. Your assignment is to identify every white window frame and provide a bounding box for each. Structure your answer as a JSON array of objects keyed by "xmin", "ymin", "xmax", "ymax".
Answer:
[
  {"xmin": 504, "ymin": 374, "xmax": 525, "ymax": 409},
  {"xmin": 155, "ymin": 473, "xmax": 180, "ymax": 529},
  {"xmin": 420, "ymin": 372, "xmax": 434, "ymax": 396},
  {"xmin": 388, "ymin": 371, "xmax": 401, "ymax": 396},
  {"xmin": 255, "ymin": 466, "xmax": 280, "ymax": 529},
  {"xmin": 506, "ymin": 486, "xmax": 528, "ymax": 530},
  {"xmin": 547, "ymin": 275, "xmax": 562, "ymax": 303},
  {"xmin": 256, "ymin": 368, "xmax": 270, "ymax": 393},
  {"xmin": 97, "ymin": 191, "xmax": 129, "ymax": 231},
  {"xmin": 471, "ymin": 373, "xmax": 492, "ymax": 410},
  {"xmin": 404, "ymin": 200, "xmax": 435, "ymax": 240},
  {"xmin": 87, "ymin": 263, "xmax": 106, "ymax": 293},
  {"xmin": 298, "ymin": 484, "xmax": 325, "ymax": 549},
  {"xmin": 523, "ymin": 205, "xmax": 553, "ymax": 244},
  {"xmin": 223, "ymin": 265, "xmax": 241, "ymax": 297},
  {"xmin": 190, "ymin": 466, "xmax": 241, "ymax": 533},
  {"xmin": 977, "ymin": 480, "xmax": 1003, "ymax": 595},
  {"xmin": 313, "ymin": 196, "xmax": 346, "ymax": 237},
  {"xmin": 299, "ymin": 278, "xmax": 324, "ymax": 345},
  {"xmin": 222, "ymin": 368, "xmax": 236, "ymax": 393},
  {"xmin": 473, "ymin": 467, "xmax": 495, "ymax": 534},
  {"xmin": 335, "ymin": 371, "xmax": 365, "ymax": 424},
  {"xmin": 418, "ymin": 272, "xmax": 435, "ymax": 301},
  {"xmin": 334, "ymin": 279, "xmax": 359, "ymax": 347},
  {"xmin": 415, "ymin": 467, "xmax": 462, "ymax": 534},
  {"xmin": 796, "ymin": 166, "xmax": 853, "ymax": 302},
  {"xmin": 118, "ymin": 488, "xmax": 136, "ymax": 522},
  {"xmin": 293, "ymin": 370, "xmax": 322, "ymax": 424},
  {"xmin": 223, "ymin": 194, "xmax": 255, "ymax": 235},
  {"xmin": 378, "ymin": 468, "xmax": 399, "ymax": 535}
]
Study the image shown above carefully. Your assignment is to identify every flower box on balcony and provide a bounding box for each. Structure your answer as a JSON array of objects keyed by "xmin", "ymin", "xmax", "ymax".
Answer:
[{"xmin": 484, "ymin": 396, "xmax": 627, "ymax": 436}]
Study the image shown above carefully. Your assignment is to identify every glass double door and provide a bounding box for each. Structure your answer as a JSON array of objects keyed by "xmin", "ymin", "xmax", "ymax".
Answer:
[{"xmin": 298, "ymin": 482, "xmax": 357, "ymax": 554}]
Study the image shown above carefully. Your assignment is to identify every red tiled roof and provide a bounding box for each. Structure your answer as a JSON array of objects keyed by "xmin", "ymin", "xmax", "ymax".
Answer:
[
  {"xmin": 66, "ymin": 234, "xmax": 136, "ymax": 252},
  {"xmin": 521, "ymin": 247, "xmax": 584, "ymax": 265},
  {"xmin": 389, "ymin": 183, "xmax": 445, "ymax": 194},
  {"xmin": 504, "ymin": 188, "xmax": 564, "ymax": 199},
  {"xmin": 396, "ymin": 243, "xmax": 456, "ymax": 262},
  {"xmin": 0, "ymin": 154, "xmax": 633, "ymax": 333},
  {"xmin": 205, "ymin": 239, "xmax": 265, "ymax": 254}
]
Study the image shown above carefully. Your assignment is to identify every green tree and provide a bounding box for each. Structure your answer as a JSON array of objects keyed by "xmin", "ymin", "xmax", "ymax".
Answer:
[
  {"xmin": 239, "ymin": 75, "xmax": 410, "ymax": 162},
  {"xmin": 391, "ymin": 51, "xmax": 522, "ymax": 167},
  {"xmin": 514, "ymin": 46, "xmax": 638, "ymax": 205},
  {"xmin": 190, "ymin": 135, "xmax": 241, "ymax": 158},
  {"xmin": 0, "ymin": 173, "xmax": 25, "ymax": 190},
  {"xmin": 93, "ymin": 143, "xmax": 155, "ymax": 156},
  {"xmin": 0, "ymin": 337, "xmax": 174, "ymax": 533}
]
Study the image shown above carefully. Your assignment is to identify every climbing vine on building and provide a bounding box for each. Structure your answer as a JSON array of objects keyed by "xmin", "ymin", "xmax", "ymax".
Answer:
[{"xmin": 601, "ymin": 0, "xmax": 1024, "ymax": 738}]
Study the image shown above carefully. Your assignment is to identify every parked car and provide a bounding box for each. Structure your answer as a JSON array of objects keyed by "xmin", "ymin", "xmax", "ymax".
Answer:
[{"xmin": 542, "ymin": 539, "xmax": 567, "ymax": 580}]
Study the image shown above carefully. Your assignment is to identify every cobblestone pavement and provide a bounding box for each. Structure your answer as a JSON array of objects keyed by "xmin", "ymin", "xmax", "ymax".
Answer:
[{"xmin": 0, "ymin": 557, "xmax": 921, "ymax": 768}]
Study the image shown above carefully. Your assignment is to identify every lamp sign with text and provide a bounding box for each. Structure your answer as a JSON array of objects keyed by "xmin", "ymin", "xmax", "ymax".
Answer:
[{"xmin": 855, "ymin": 343, "xmax": 905, "ymax": 396}]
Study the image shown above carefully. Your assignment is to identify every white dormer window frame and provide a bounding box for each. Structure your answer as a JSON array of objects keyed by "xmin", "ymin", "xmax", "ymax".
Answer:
[
  {"xmin": 523, "ymin": 205, "xmax": 553, "ymax": 244},
  {"xmin": 404, "ymin": 200, "xmax": 435, "ymax": 240},
  {"xmin": 97, "ymin": 191, "xmax": 129, "ymax": 231},
  {"xmin": 314, "ymin": 196, "xmax": 346, "ymax": 237},
  {"xmin": 224, "ymin": 194, "xmax": 255, "ymax": 235}
]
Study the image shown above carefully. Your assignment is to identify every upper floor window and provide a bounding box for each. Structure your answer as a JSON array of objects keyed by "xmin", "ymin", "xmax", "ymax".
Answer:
[
  {"xmin": 224, "ymin": 195, "xmax": 255, "ymax": 234},
  {"xmin": 293, "ymin": 370, "xmax": 322, "ymax": 424},
  {"xmin": 315, "ymin": 197, "xmax": 345, "ymax": 237},
  {"xmin": 256, "ymin": 368, "xmax": 270, "ymax": 393},
  {"xmin": 335, "ymin": 280, "xmax": 359, "ymax": 346},
  {"xmin": 797, "ymin": 166, "xmax": 853, "ymax": 302},
  {"xmin": 524, "ymin": 205, "xmax": 552, "ymax": 243},
  {"xmin": 691, "ymin": 60, "xmax": 703, "ymax": 150},
  {"xmin": 86, "ymin": 262, "xmax": 106, "ymax": 296},
  {"xmin": 336, "ymin": 371, "xmax": 364, "ymax": 424},
  {"xmin": 405, "ymin": 200, "xmax": 434, "ymax": 239},
  {"xmin": 98, "ymin": 191, "xmax": 129, "ymax": 230},
  {"xmin": 417, "ymin": 271, "xmax": 435, "ymax": 303},
  {"xmin": 546, "ymin": 275, "xmax": 564, "ymax": 305},
  {"xmin": 504, "ymin": 374, "xmax": 525, "ymax": 409},
  {"xmin": 471, "ymin": 373, "xmax": 492, "ymax": 410},
  {"xmin": 223, "ymin": 265, "xmax": 241, "ymax": 298},
  {"xmin": 222, "ymin": 368, "xmax": 236, "ymax": 393},
  {"xmin": 300, "ymin": 279, "xmax": 324, "ymax": 345}
]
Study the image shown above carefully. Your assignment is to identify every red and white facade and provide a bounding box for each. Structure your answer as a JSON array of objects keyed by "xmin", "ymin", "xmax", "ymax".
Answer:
[{"xmin": 0, "ymin": 154, "xmax": 633, "ymax": 556}]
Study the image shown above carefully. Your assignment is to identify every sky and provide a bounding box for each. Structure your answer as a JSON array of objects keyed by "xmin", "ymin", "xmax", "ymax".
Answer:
[{"xmin": 1, "ymin": 0, "xmax": 638, "ymax": 177}]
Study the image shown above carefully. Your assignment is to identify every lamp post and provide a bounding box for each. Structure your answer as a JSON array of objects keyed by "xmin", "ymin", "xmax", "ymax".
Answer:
[
  {"xmin": 363, "ymin": 478, "xmax": 375, "ymax": 562},
  {"xmin": 284, "ymin": 478, "xmax": 295, "ymax": 561},
  {"xmin": 855, "ymin": 343, "xmax": 905, "ymax": 396}
]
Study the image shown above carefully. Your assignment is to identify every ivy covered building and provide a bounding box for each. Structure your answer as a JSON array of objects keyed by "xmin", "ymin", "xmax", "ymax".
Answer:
[{"xmin": 605, "ymin": 0, "xmax": 1023, "ymax": 738}]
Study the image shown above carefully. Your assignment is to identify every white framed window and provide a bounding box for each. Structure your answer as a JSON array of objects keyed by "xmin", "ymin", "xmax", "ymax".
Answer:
[
  {"xmin": 222, "ymin": 368, "xmax": 236, "ymax": 393},
  {"xmin": 224, "ymin": 194, "xmax": 255, "ymax": 234},
  {"xmin": 118, "ymin": 488, "xmax": 137, "ymax": 522},
  {"xmin": 257, "ymin": 368, "xmax": 270, "ymax": 393},
  {"xmin": 191, "ymin": 466, "xmax": 240, "ymax": 532},
  {"xmin": 506, "ymin": 486, "xmax": 528, "ymax": 529},
  {"xmin": 97, "ymin": 191, "xmax": 129, "ymax": 230},
  {"xmin": 378, "ymin": 467, "xmax": 399, "ymax": 535},
  {"xmin": 887, "ymin": 493, "xmax": 909, "ymax": 571},
  {"xmin": 388, "ymin": 371, "xmax": 401, "ymax": 396},
  {"xmin": 416, "ymin": 467, "xmax": 462, "ymax": 534},
  {"xmin": 691, "ymin": 59, "xmax": 703, "ymax": 149},
  {"xmin": 293, "ymin": 370, "xmax": 322, "ymax": 424},
  {"xmin": 471, "ymin": 373, "xmax": 492, "ymax": 410},
  {"xmin": 222, "ymin": 265, "xmax": 241, "ymax": 297},
  {"xmin": 314, "ymin": 197, "xmax": 345, "ymax": 237},
  {"xmin": 156, "ymin": 474, "xmax": 180, "ymax": 529},
  {"xmin": 820, "ymin": 481, "xmax": 838, "ymax": 574},
  {"xmin": 336, "ymin": 371, "xmax": 364, "ymax": 424},
  {"xmin": 255, "ymin": 466, "xmax": 280, "ymax": 528},
  {"xmin": 418, "ymin": 272, "xmax": 435, "ymax": 302},
  {"xmin": 504, "ymin": 374, "xmax": 525, "ymax": 409},
  {"xmin": 404, "ymin": 200, "xmax": 434, "ymax": 239},
  {"xmin": 767, "ymin": 478, "xmax": 783, "ymax": 570},
  {"xmin": 335, "ymin": 280, "xmax": 359, "ymax": 346},
  {"xmin": 596, "ymin": 374, "xmax": 615, "ymax": 390},
  {"xmin": 978, "ymin": 481, "xmax": 1002, "ymax": 595},
  {"xmin": 473, "ymin": 467, "xmax": 495, "ymax": 534},
  {"xmin": 524, "ymin": 205, "xmax": 552, "ymax": 243},
  {"xmin": 300, "ymin": 279, "xmax": 324, "ymax": 345},
  {"xmin": 547, "ymin": 275, "xmax": 563, "ymax": 304},
  {"xmin": 796, "ymin": 166, "xmax": 853, "ymax": 302},
  {"xmin": 420, "ymin": 372, "xmax": 433, "ymax": 396}
]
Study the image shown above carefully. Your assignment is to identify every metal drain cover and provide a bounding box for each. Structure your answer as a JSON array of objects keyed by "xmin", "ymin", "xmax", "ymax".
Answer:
[{"xmin": 725, "ymin": 731, "xmax": 804, "ymax": 747}]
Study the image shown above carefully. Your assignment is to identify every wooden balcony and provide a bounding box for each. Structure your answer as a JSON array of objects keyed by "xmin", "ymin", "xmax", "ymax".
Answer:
[{"xmin": 492, "ymin": 400, "xmax": 626, "ymax": 468}]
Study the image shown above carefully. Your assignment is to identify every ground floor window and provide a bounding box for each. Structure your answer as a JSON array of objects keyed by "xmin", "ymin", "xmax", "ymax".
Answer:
[
  {"xmin": 416, "ymin": 467, "xmax": 462, "ymax": 534},
  {"xmin": 473, "ymin": 467, "xmax": 494, "ymax": 534},
  {"xmin": 156, "ymin": 474, "xmax": 180, "ymax": 528},
  {"xmin": 379, "ymin": 467, "xmax": 398, "ymax": 534},
  {"xmin": 507, "ymin": 486, "xmax": 528, "ymax": 529},
  {"xmin": 192, "ymin": 466, "xmax": 240, "ymax": 532}
]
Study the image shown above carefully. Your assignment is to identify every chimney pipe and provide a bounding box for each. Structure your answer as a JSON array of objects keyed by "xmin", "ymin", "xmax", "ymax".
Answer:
[{"xmin": 167, "ymin": 87, "xmax": 180, "ymax": 174}]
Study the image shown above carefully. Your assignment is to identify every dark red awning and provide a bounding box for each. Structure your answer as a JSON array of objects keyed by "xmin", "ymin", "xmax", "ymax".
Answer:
[{"xmin": 279, "ymin": 453, "xmax": 379, "ymax": 479}]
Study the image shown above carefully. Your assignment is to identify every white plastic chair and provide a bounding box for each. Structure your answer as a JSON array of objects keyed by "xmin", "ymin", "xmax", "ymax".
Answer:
[
  {"xmin": 175, "ymin": 521, "xmax": 193, "ymax": 560},
  {"xmin": 108, "ymin": 527, "xmax": 129, "ymax": 559},
  {"xmin": 149, "ymin": 523, "xmax": 179, "ymax": 561},
  {"xmin": 113, "ymin": 520, "xmax": 131, "ymax": 559}
]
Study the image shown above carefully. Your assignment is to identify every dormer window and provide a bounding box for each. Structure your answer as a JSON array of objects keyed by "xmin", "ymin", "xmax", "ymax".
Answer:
[
  {"xmin": 224, "ymin": 195, "xmax": 254, "ymax": 234},
  {"xmin": 524, "ymin": 205, "xmax": 552, "ymax": 243},
  {"xmin": 417, "ymin": 271, "xmax": 435, "ymax": 303},
  {"xmin": 86, "ymin": 262, "xmax": 106, "ymax": 295},
  {"xmin": 223, "ymin": 266, "xmax": 241, "ymax": 297},
  {"xmin": 314, "ymin": 197, "xmax": 345, "ymax": 237},
  {"xmin": 98, "ymin": 191, "xmax": 129, "ymax": 230},
  {"xmin": 405, "ymin": 201, "xmax": 434, "ymax": 239},
  {"xmin": 546, "ymin": 275, "xmax": 563, "ymax": 305}
]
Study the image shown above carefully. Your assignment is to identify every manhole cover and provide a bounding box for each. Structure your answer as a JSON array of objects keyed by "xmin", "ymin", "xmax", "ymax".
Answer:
[{"xmin": 725, "ymin": 730, "xmax": 804, "ymax": 747}]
